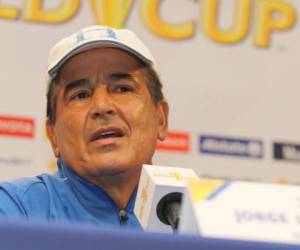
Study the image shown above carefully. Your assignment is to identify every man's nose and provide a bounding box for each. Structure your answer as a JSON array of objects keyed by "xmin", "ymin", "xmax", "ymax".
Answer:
[{"xmin": 89, "ymin": 86, "xmax": 116, "ymax": 120}]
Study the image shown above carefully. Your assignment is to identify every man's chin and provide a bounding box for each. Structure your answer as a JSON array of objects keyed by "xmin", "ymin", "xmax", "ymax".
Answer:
[{"xmin": 94, "ymin": 167, "xmax": 127, "ymax": 177}]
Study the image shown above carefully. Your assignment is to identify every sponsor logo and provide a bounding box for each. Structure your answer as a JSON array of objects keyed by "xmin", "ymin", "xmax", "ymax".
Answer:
[
  {"xmin": 199, "ymin": 135, "xmax": 263, "ymax": 158},
  {"xmin": 138, "ymin": 178, "xmax": 150, "ymax": 220},
  {"xmin": 0, "ymin": 115, "xmax": 35, "ymax": 138},
  {"xmin": 153, "ymin": 172, "xmax": 197, "ymax": 182},
  {"xmin": 156, "ymin": 131, "xmax": 189, "ymax": 153},
  {"xmin": 273, "ymin": 142, "xmax": 300, "ymax": 162}
]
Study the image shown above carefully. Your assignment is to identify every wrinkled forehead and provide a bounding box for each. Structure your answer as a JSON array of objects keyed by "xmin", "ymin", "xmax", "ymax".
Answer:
[
  {"xmin": 53, "ymin": 48, "xmax": 149, "ymax": 90},
  {"xmin": 49, "ymin": 47, "xmax": 148, "ymax": 88}
]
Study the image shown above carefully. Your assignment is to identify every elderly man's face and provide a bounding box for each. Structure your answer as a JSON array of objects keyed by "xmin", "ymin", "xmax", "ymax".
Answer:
[{"xmin": 46, "ymin": 48, "xmax": 168, "ymax": 182}]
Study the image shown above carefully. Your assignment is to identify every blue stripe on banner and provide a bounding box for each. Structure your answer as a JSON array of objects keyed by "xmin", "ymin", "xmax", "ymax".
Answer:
[{"xmin": 206, "ymin": 181, "xmax": 231, "ymax": 200}]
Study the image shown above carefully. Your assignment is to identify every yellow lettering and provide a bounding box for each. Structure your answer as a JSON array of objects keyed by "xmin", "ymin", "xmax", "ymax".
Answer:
[
  {"xmin": 0, "ymin": 4, "xmax": 18, "ymax": 19},
  {"xmin": 23, "ymin": 0, "xmax": 80, "ymax": 23},
  {"xmin": 89, "ymin": 0, "xmax": 133, "ymax": 28},
  {"xmin": 201, "ymin": 0, "xmax": 251, "ymax": 43},
  {"xmin": 140, "ymin": 0, "xmax": 194, "ymax": 39},
  {"xmin": 254, "ymin": 0, "xmax": 296, "ymax": 47}
]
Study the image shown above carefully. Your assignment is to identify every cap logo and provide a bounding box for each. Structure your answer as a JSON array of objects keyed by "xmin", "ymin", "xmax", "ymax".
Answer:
[{"xmin": 75, "ymin": 27, "xmax": 117, "ymax": 44}]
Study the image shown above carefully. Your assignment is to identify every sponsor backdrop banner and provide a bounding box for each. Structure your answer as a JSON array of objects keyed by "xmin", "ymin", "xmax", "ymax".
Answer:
[{"xmin": 0, "ymin": 0, "xmax": 299, "ymax": 183}]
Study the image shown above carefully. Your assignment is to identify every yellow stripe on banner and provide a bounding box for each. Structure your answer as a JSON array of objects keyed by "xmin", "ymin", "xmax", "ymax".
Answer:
[{"xmin": 188, "ymin": 179, "xmax": 225, "ymax": 204}]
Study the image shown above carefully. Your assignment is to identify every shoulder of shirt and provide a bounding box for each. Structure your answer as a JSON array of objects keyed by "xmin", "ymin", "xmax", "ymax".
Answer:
[
  {"xmin": 0, "ymin": 173, "xmax": 60, "ymax": 216},
  {"xmin": 0, "ymin": 173, "xmax": 57, "ymax": 197}
]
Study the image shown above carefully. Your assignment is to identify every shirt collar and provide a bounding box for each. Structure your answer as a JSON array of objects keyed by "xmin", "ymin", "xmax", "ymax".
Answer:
[{"xmin": 56, "ymin": 159, "xmax": 137, "ymax": 212}]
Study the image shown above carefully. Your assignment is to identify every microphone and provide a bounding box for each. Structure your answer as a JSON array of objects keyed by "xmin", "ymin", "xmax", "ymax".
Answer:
[
  {"xmin": 119, "ymin": 209, "xmax": 128, "ymax": 224},
  {"xmin": 156, "ymin": 192, "xmax": 182, "ymax": 231},
  {"xmin": 134, "ymin": 164, "xmax": 198, "ymax": 233}
]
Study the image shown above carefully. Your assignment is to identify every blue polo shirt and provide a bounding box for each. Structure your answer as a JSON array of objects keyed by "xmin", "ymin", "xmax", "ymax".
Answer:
[{"xmin": 0, "ymin": 160, "xmax": 142, "ymax": 230}]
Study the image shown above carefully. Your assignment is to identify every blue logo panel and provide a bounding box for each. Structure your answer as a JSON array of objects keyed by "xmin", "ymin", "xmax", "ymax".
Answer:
[
  {"xmin": 199, "ymin": 135, "xmax": 263, "ymax": 159},
  {"xmin": 273, "ymin": 142, "xmax": 300, "ymax": 162}
]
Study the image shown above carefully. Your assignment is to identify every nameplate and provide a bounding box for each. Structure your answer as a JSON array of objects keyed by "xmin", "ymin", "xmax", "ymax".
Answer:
[{"xmin": 179, "ymin": 179, "xmax": 300, "ymax": 244}]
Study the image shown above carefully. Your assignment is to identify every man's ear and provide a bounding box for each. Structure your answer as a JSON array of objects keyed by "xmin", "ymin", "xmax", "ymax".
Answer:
[
  {"xmin": 156, "ymin": 100, "xmax": 169, "ymax": 141},
  {"xmin": 46, "ymin": 119, "xmax": 60, "ymax": 158}
]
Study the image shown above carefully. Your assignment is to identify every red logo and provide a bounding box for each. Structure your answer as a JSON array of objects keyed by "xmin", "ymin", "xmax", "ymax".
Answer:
[
  {"xmin": 0, "ymin": 115, "xmax": 35, "ymax": 138},
  {"xmin": 157, "ymin": 131, "xmax": 190, "ymax": 152}
]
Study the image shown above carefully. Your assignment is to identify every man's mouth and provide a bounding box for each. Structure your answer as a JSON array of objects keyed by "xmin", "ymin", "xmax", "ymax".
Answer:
[{"xmin": 90, "ymin": 128, "xmax": 124, "ymax": 142}]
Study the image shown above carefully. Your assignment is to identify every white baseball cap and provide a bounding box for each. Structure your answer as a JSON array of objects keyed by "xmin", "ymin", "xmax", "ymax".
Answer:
[{"xmin": 47, "ymin": 25, "xmax": 157, "ymax": 80}]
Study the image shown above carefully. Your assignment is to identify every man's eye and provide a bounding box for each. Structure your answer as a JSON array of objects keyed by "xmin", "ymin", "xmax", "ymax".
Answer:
[
  {"xmin": 71, "ymin": 91, "xmax": 90, "ymax": 100},
  {"xmin": 114, "ymin": 85, "xmax": 133, "ymax": 93}
]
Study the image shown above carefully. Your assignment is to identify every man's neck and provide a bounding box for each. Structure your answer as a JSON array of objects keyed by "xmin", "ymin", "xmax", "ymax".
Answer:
[{"xmin": 88, "ymin": 167, "xmax": 142, "ymax": 210}]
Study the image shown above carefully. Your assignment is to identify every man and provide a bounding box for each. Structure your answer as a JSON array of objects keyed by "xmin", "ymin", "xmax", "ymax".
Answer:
[{"xmin": 0, "ymin": 26, "xmax": 169, "ymax": 229}]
